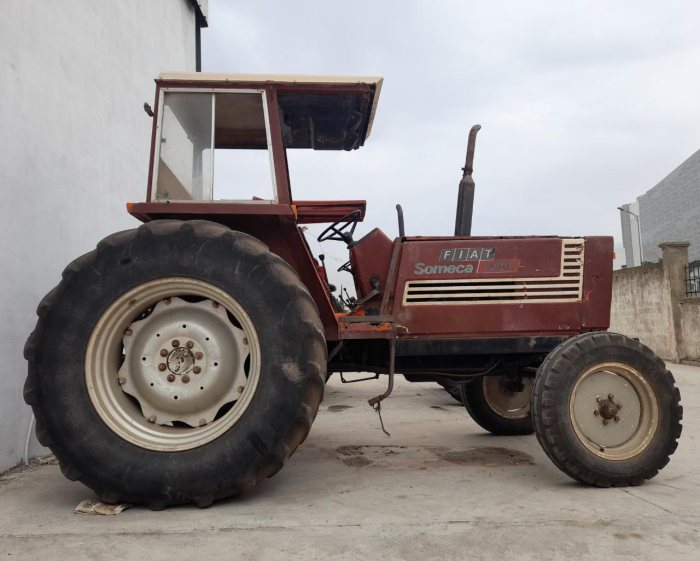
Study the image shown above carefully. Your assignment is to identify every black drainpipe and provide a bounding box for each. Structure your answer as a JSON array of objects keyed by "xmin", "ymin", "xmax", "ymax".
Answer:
[
  {"xmin": 195, "ymin": 20, "xmax": 201, "ymax": 71},
  {"xmin": 188, "ymin": 1, "xmax": 207, "ymax": 72}
]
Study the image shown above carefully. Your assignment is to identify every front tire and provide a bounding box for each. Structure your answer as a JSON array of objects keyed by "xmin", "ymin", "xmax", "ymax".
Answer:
[
  {"xmin": 532, "ymin": 332, "xmax": 682, "ymax": 487},
  {"xmin": 24, "ymin": 220, "xmax": 326, "ymax": 508}
]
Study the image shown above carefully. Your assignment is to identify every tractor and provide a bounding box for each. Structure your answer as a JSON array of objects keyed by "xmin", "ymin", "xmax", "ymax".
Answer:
[{"xmin": 24, "ymin": 73, "xmax": 682, "ymax": 509}]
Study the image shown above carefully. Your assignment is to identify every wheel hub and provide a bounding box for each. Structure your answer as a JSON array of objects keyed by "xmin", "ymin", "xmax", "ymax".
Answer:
[
  {"xmin": 118, "ymin": 296, "xmax": 250, "ymax": 428},
  {"xmin": 167, "ymin": 346, "xmax": 195, "ymax": 375},
  {"xmin": 596, "ymin": 396, "xmax": 621, "ymax": 421},
  {"xmin": 482, "ymin": 375, "xmax": 532, "ymax": 420},
  {"xmin": 570, "ymin": 363, "xmax": 659, "ymax": 459}
]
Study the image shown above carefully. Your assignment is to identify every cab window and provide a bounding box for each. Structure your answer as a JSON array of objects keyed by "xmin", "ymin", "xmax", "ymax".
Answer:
[{"xmin": 154, "ymin": 90, "xmax": 276, "ymax": 201}]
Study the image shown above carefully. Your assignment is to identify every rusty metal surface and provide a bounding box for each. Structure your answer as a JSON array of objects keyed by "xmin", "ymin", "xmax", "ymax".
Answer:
[
  {"xmin": 338, "ymin": 315, "xmax": 395, "ymax": 323},
  {"xmin": 265, "ymin": 88, "xmax": 292, "ymax": 204},
  {"xmin": 127, "ymin": 202, "xmax": 295, "ymax": 220},
  {"xmin": 380, "ymin": 239, "xmax": 404, "ymax": 315},
  {"xmin": 387, "ymin": 236, "xmax": 613, "ymax": 337},
  {"xmin": 580, "ymin": 236, "xmax": 615, "ymax": 329},
  {"xmin": 348, "ymin": 228, "xmax": 393, "ymax": 301},
  {"xmin": 339, "ymin": 322, "xmax": 395, "ymax": 340},
  {"xmin": 145, "ymin": 84, "xmax": 161, "ymax": 202},
  {"xmin": 293, "ymin": 200, "xmax": 367, "ymax": 223},
  {"xmin": 136, "ymin": 75, "xmax": 614, "ymax": 349}
]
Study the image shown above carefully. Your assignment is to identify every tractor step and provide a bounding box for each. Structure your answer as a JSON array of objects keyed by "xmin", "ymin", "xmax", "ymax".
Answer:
[{"xmin": 338, "ymin": 315, "xmax": 396, "ymax": 340}]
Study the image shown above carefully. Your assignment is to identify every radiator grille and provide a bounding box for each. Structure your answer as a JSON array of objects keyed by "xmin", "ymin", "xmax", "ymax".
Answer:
[{"xmin": 403, "ymin": 239, "xmax": 584, "ymax": 306}]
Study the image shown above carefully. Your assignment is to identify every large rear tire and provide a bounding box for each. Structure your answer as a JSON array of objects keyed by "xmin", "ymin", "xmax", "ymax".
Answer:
[
  {"xmin": 532, "ymin": 332, "xmax": 682, "ymax": 487},
  {"xmin": 24, "ymin": 220, "xmax": 326, "ymax": 508}
]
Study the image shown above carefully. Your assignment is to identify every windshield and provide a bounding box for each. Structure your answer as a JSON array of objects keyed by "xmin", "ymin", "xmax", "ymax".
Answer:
[{"xmin": 154, "ymin": 90, "xmax": 276, "ymax": 202}]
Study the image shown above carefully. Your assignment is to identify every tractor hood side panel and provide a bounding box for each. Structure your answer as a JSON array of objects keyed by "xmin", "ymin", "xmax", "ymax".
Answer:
[{"xmin": 391, "ymin": 236, "xmax": 613, "ymax": 338}]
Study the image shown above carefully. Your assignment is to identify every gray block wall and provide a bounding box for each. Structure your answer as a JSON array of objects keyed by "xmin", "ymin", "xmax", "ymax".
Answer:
[{"xmin": 638, "ymin": 150, "xmax": 700, "ymax": 264}]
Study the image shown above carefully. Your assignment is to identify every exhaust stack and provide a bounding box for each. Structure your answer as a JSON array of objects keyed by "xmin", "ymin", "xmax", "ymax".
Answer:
[{"xmin": 454, "ymin": 124, "xmax": 481, "ymax": 236}]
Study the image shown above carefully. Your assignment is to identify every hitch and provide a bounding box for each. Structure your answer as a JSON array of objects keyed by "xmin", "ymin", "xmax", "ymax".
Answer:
[
  {"xmin": 367, "ymin": 337, "xmax": 396, "ymax": 436},
  {"xmin": 367, "ymin": 338, "xmax": 396, "ymax": 437},
  {"xmin": 367, "ymin": 338, "xmax": 395, "ymax": 408}
]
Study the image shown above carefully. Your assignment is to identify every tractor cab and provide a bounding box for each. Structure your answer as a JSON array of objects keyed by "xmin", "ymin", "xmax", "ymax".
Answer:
[
  {"xmin": 137, "ymin": 72, "xmax": 381, "ymax": 206},
  {"xmin": 129, "ymin": 73, "xmax": 387, "ymax": 324}
]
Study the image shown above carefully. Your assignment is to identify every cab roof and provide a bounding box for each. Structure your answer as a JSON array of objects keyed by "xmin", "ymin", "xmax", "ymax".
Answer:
[{"xmin": 157, "ymin": 72, "xmax": 383, "ymax": 150}]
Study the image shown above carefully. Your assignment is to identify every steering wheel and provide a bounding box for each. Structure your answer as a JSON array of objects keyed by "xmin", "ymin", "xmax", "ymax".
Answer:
[
  {"xmin": 317, "ymin": 210, "xmax": 362, "ymax": 245},
  {"xmin": 337, "ymin": 261, "xmax": 353, "ymax": 274}
]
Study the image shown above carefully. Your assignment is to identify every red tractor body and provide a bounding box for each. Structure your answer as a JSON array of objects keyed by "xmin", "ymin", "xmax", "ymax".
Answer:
[
  {"xmin": 24, "ymin": 73, "xmax": 680, "ymax": 509},
  {"xmin": 129, "ymin": 73, "xmax": 613, "ymax": 349}
]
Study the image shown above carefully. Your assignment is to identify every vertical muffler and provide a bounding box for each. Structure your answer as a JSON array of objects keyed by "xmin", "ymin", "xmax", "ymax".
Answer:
[{"xmin": 454, "ymin": 124, "xmax": 481, "ymax": 236}]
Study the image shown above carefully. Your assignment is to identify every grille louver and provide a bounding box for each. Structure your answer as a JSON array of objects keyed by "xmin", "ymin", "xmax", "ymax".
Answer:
[{"xmin": 403, "ymin": 239, "xmax": 584, "ymax": 306}]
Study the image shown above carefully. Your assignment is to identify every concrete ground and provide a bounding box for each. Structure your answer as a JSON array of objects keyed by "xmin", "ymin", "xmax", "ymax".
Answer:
[{"xmin": 1, "ymin": 364, "xmax": 698, "ymax": 561}]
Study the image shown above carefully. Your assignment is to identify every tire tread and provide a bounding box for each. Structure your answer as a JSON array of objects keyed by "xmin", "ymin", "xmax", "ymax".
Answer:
[{"xmin": 24, "ymin": 219, "xmax": 326, "ymax": 507}]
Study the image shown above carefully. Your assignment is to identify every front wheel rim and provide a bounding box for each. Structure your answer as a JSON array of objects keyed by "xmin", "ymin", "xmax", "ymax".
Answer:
[
  {"xmin": 482, "ymin": 376, "xmax": 532, "ymax": 420},
  {"xmin": 569, "ymin": 362, "xmax": 659, "ymax": 460},
  {"xmin": 85, "ymin": 277, "xmax": 261, "ymax": 452}
]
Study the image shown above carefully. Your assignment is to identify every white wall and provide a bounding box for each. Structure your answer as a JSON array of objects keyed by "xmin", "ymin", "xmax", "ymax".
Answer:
[{"xmin": 0, "ymin": 0, "xmax": 199, "ymax": 471}]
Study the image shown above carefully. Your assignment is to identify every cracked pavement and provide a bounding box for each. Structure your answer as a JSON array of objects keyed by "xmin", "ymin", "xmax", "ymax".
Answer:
[{"xmin": 1, "ymin": 363, "xmax": 698, "ymax": 560}]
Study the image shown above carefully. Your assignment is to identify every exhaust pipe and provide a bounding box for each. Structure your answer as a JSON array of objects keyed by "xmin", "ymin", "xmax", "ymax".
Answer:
[{"xmin": 454, "ymin": 124, "xmax": 481, "ymax": 236}]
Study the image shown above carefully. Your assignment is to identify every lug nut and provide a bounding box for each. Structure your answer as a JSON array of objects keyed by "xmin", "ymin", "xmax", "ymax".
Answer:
[
  {"xmin": 617, "ymin": 403, "xmax": 623, "ymax": 409},
  {"xmin": 212, "ymin": 301, "xmax": 219, "ymax": 308},
  {"xmin": 164, "ymin": 298, "xmax": 171, "ymax": 305},
  {"xmin": 237, "ymin": 386, "xmax": 245, "ymax": 393},
  {"xmin": 158, "ymin": 363, "xmax": 167, "ymax": 371},
  {"xmin": 596, "ymin": 396, "xmax": 602, "ymax": 403},
  {"xmin": 602, "ymin": 419, "xmax": 609, "ymax": 426},
  {"xmin": 118, "ymin": 377, "xmax": 126, "ymax": 385},
  {"xmin": 195, "ymin": 352, "xmax": 203, "ymax": 360},
  {"xmin": 160, "ymin": 349, "xmax": 168, "ymax": 357},
  {"xmin": 593, "ymin": 410, "xmax": 599, "ymax": 416},
  {"xmin": 186, "ymin": 341, "xmax": 194, "ymax": 349},
  {"xmin": 613, "ymin": 416, "xmax": 620, "ymax": 423},
  {"xmin": 147, "ymin": 416, "xmax": 157, "ymax": 423},
  {"xmin": 125, "ymin": 328, "xmax": 133, "ymax": 336},
  {"xmin": 608, "ymin": 393, "xmax": 615, "ymax": 401},
  {"xmin": 193, "ymin": 366, "xmax": 201, "ymax": 374},
  {"xmin": 172, "ymin": 340, "xmax": 180, "ymax": 348},
  {"xmin": 182, "ymin": 375, "xmax": 190, "ymax": 384},
  {"xmin": 242, "ymin": 337, "xmax": 248, "ymax": 346},
  {"xmin": 167, "ymin": 374, "xmax": 175, "ymax": 382}
]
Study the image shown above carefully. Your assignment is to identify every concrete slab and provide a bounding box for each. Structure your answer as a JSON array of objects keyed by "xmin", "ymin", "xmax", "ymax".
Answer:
[{"xmin": 1, "ymin": 363, "xmax": 698, "ymax": 560}]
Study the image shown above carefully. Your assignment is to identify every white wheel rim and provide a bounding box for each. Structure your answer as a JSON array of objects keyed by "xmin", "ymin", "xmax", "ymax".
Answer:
[
  {"xmin": 569, "ymin": 362, "xmax": 659, "ymax": 460},
  {"xmin": 85, "ymin": 278, "xmax": 261, "ymax": 452},
  {"xmin": 482, "ymin": 376, "xmax": 532, "ymax": 420}
]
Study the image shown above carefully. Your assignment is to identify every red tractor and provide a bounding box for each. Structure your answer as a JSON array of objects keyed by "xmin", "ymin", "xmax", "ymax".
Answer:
[{"xmin": 25, "ymin": 73, "xmax": 682, "ymax": 509}]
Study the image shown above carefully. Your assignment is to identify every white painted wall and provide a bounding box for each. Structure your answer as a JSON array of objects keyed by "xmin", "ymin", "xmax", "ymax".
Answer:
[{"xmin": 0, "ymin": 0, "xmax": 200, "ymax": 471}]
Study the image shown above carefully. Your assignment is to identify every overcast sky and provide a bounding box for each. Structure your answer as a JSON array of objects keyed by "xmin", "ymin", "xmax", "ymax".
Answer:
[{"xmin": 202, "ymin": 0, "xmax": 700, "ymax": 269}]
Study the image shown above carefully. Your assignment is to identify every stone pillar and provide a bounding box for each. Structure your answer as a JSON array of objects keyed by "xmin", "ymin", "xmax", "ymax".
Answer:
[{"xmin": 660, "ymin": 242, "xmax": 690, "ymax": 362}]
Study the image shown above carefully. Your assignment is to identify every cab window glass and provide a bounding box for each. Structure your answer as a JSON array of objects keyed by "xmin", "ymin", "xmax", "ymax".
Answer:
[{"xmin": 155, "ymin": 91, "xmax": 275, "ymax": 201}]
